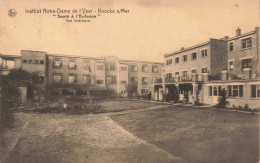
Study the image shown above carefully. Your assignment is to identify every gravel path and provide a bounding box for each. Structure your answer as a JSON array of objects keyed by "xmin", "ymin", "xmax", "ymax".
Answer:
[{"xmin": 4, "ymin": 106, "xmax": 182, "ymax": 163}]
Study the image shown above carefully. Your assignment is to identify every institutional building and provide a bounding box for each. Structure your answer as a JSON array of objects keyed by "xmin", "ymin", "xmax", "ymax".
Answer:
[
  {"xmin": 152, "ymin": 27, "xmax": 260, "ymax": 109},
  {"xmin": 0, "ymin": 50, "xmax": 163, "ymax": 99}
]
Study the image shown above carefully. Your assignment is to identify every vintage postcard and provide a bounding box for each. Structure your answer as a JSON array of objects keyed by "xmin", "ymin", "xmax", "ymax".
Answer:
[{"xmin": 0, "ymin": 0, "xmax": 259, "ymax": 162}]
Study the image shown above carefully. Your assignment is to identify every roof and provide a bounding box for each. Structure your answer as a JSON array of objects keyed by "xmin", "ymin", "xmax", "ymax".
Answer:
[
  {"xmin": 227, "ymin": 31, "xmax": 256, "ymax": 42},
  {"xmin": 120, "ymin": 59, "xmax": 164, "ymax": 65}
]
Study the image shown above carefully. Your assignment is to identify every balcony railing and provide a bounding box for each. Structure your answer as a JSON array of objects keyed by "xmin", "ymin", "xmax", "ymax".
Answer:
[{"xmin": 153, "ymin": 73, "xmax": 210, "ymax": 84}]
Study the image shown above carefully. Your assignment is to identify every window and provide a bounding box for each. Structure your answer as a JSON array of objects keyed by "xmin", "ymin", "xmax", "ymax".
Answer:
[
  {"xmin": 142, "ymin": 64, "xmax": 148, "ymax": 72},
  {"xmin": 68, "ymin": 58, "xmax": 77, "ymax": 69},
  {"xmin": 96, "ymin": 80, "xmax": 103, "ymax": 85},
  {"xmin": 97, "ymin": 65, "xmax": 104, "ymax": 70},
  {"xmin": 201, "ymin": 49, "xmax": 208, "ymax": 57},
  {"xmin": 152, "ymin": 65, "xmax": 158, "ymax": 72},
  {"xmin": 209, "ymin": 86, "xmax": 222, "ymax": 96},
  {"xmin": 251, "ymin": 85, "xmax": 260, "ymax": 98},
  {"xmin": 241, "ymin": 38, "xmax": 252, "ymax": 49},
  {"xmin": 35, "ymin": 60, "xmax": 39, "ymax": 64},
  {"xmin": 131, "ymin": 65, "xmax": 138, "ymax": 72},
  {"xmin": 229, "ymin": 42, "xmax": 233, "ymax": 52},
  {"xmin": 166, "ymin": 73, "xmax": 172, "ymax": 78},
  {"xmin": 166, "ymin": 59, "xmax": 172, "ymax": 65},
  {"xmin": 229, "ymin": 61, "xmax": 234, "ymax": 70},
  {"xmin": 68, "ymin": 74, "xmax": 77, "ymax": 84},
  {"xmin": 107, "ymin": 62, "xmax": 115, "ymax": 71},
  {"xmin": 28, "ymin": 60, "xmax": 32, "ymax": 63},
  {"xmin": 191, "ymin": 69, "xmax": 197, "ymax": 73},
  {"xmin": 201, "ymin": 67, "xmax": 208, "ymax": 73},
  {"xmin": 183, "ymin": 55, "xmax": 187, "ymax": 62},
  {"xmin": 131, "ymin": 77, "xmax": 138, "ymax": 83},
  {"xmin": 120, "ymin": 80, "xmax": 127, "ymax": 84},
  {"xmin": 53, "ymin": 73, "xmax": 62, "ymax": 83},
  {"xmin": 107, "ymin": 75, "xmax": 117, "ymax": 84},
  {"xmin": 53, "ymin": 58, "xmax": 62, "ymax": 68},
  {"xmin": 142, "ymin": 77, "xmax": 148, "ymax": 85},
  {"xmin": 23, "ymin": 60, "xmax": 27, "ymax": 63},
  {"xmin": 191, "ymin": 53, "xmax": 197, "ymax": 60},
  {"xmin": 83, "ymin": 61, "xmax": 90, "ymax": 70},
  {"xmin": 175, "ymin": 72, "xmax": 179, "ymax": 76},
  {"xmin": 241, "ymin": 59, "xmax": 252, "ymax": 69},
  {"xmin": 182, "ymin": 71, "xmax": 188, "ymax": 77},
  {"xmin": 83, "ymin": 75, "xmax": 91, "ymax": 84},
  {"xmin": 141, "ymin": 89, "xmax": 148, "ymax": 94},
  {"xmin": 175, "ymin": 57, "xmax": 179, "ymax": 64},
  {"xmin": 228, "ymin": 85, "xmax": 243, "ymax": 97},
  {"xmin": 40, "ymin": 60, "xmax": 44, "ymax": 64},
  {"xmin": 152, "ymin": 77, "xmax": 157, "ymax": 83},
  {"xmin": 121, "ymin": 67, "xmax": 127, "ymax": 71}
]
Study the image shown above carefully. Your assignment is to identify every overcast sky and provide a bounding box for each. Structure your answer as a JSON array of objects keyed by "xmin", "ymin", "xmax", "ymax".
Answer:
[{"xmin": 0, "ymin": 0, "xmax": 259, "ymax": 62}]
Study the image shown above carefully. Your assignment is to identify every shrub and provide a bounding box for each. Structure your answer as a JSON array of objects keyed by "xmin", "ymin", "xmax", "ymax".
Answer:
[
  {"xmin": 243, "ymin": 104, "xmax": 250, "ymax": 110},
  {"xmin": 215, "ymin": 88, "xmax": 230, "ymax": 108}
]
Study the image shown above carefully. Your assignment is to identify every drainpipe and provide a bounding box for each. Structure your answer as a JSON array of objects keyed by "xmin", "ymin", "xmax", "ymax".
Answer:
[{"xmin": 255, "ymin": 27, "xmax": 259, "ymax": 76}]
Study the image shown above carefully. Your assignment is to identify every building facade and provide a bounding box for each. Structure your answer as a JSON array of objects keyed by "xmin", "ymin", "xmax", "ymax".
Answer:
[
  {"xmin": 153, "ymin": 27, "xmax": 260, "ymax": 109},
  {"xmin": 0, "ymin": 50, "xmax": 163, "ymax": 98}
]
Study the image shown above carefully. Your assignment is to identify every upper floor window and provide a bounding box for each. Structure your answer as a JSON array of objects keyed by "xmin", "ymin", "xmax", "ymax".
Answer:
[
  {"xmin": 251, "ymin": 85, "xmax": 260, "ymax": 98},
  {"xmin": 241, "ymin": 38, "xmax": 252, "ymax": 49},
  {"xmin": 121, "ymin": 67, "xmax": 127, "ymax": 71},
  {"xmin": 68, "ymin": 58, "xmax": 77, "ymax": 69},
  {"xmin": 175, "ymin": 57, "xmax": 179, "ymax": 64},
  {"xmin": 107, "ymin": 75, "xmax": 116, "ymax": 84},
  {"xmin": 96, "ymin": 80, "xmax": 103, "ymax": 85},
  {"xmin": 142, "ymin": 77, "xmax": 148, "ymax": 85},
  {"xmin": 175, "ymin": 72, "xmax": 179, "ymax": 76},
  {"xmin": 201, "ymin": 49, "xmax": 208, "ymax": 58},
  {"xmin": 166, "ymin": 59, "xmax": 172, "ymax": 65},
  {"xmin": 228, "ymin": 85, "xmax": 243, "ymax": 97},
  {"xmin": 201, "ymin": 67, "xmax": 208, "ymax": 73},
  {"xmin": 241, "ymin": 59, "xmax": 251, "ymax": 69},
  {"xmin": 23, "ymin": 60, "xmax": 27, "ymax": 63},
  {"xmin": 40, "ymin": 60, "xmax": 44, "ymax": 64},
  {"xmin": 107, "ymin": 62, "xmax": 115, "ymax": 71},
  {"xmin": 152, "ymin": 65, "xmax": 158, "ymax": 72},
  {"xmin": 35, "ymin": 60, "xmax": 39, "ymax": 64},
  {"xmin": 229, "ymin": 61, "xmax": 234, "ymax": 70},
  {"xmin": 166, "ymin": 73, "xmax": 172, "ymax": 78},
  {"xmin": 131, "ymin": 77, "xmax": 138, "ymax": 83},
  {"xmin": 191, "ymin": 53, "xmax": 197, "ymax": 60},
  {"xmin": 183, "ymin": 55, "xmax": 187, "ymax": 62},
  {"xmin": 68, "ymin": 74, "xmax": 77, "ymax": 84},
  {"xmin": 182, "ymin": 71, "xmax": 188, "ymax": 77},
  {"xmin": 120, "ymin": 80, "xmax": 127, "ymax": 84},
  {"xmin": 83, "ymin": 61, "xmax": 90, "ymax": 70},
  {"xmin": 97, "ymin": 65, "xmax": 104, "ymax": 70},
  {"xmin": 53, "ymin": 73, "xmax": 62, "ymax": 83},
  {"xmin": 142, "ymin": 64, "xmax": 148, "ymax": 72},
  {"xmin": 191, "ymin": 69, "xmax": 197, "ymax": 73},
  {"xmin": 131, "ymin": 65, "xmax": 138, "ymax": 72},
  {"xmin": 229, "ymin": 42, "xmax": 233, "ymax": 52},
  {"xmin": 53, "ymin": 57, "xmax": 62, "ymax": 68}
]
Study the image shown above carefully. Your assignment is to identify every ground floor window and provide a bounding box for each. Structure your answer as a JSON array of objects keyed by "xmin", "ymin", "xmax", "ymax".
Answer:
[
  {"xmin": 251, "ymin": 85, "xmax": 260, "ymax": 98},
  {"xmin": 121, "ymin": 91, "xmax": 126, "ymax": 94},
  {"xmin": 96, "ymin": 80, "xmax": 103, "ymax": 85},
  {"xmin": 228, "ymin": 85, "xmax": 243, "ymax": 97},
  {"xmin": 209, "ymin": 86, "xmax": 221, "ymax": 96}
]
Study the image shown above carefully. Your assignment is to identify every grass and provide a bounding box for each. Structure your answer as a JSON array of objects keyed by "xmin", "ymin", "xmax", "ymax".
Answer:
[
  {"xmin": 111, "ymin": 106, "xmax": 259, "ymax": 163},
  {"xmin": 98, "ymin": 98, "xmax": 164, "ymax": 113}
]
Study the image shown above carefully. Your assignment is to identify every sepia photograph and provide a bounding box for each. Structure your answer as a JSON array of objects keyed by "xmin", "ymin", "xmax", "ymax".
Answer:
[{"xmin": 0, "ymin": 0, "xmax": 259, "ymax": 162}]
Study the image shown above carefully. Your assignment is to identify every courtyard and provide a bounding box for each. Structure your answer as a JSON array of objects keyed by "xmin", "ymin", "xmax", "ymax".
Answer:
[{"xmin": 0, "ymin": 99, "xmax": 259, "ymax": 163}]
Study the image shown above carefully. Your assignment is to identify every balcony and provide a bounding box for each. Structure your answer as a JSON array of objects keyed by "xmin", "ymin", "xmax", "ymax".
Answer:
[{"xmin": 153, "ymin": 73, "xmax": 210, "ymax": 84}]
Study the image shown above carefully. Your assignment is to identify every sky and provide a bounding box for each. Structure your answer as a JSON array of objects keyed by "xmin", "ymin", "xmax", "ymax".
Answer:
[{"xmin": 0, "ymin": 0, "xmax": 259, "ymax": 62}]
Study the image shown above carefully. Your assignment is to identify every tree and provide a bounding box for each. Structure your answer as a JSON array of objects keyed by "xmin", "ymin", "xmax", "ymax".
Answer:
[
  {"xmin": 216, "ymin": 88, "xmax": 230, "ymax": 108},
  {"xmin": 126, "ymin": 82, "xmax": 137, "ymax": 97}
]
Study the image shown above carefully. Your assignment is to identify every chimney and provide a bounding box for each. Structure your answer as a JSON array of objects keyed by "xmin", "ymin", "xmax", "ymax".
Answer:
[
  {"xmin": 236, "ymin": 28, "xmax": 241, "ymax": 36},
  {"xmin": 180, "ymin": 47, "xmax": 185, "ymax": 51}
]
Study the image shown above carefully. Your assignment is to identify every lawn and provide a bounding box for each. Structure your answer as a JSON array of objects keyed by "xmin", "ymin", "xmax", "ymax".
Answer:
[
  {"xmin": 111, "ymin": 106, "xmax": 259, "ymax": 163},
  {"xmin": 98, "ymin": 98, "xmax": 165, "ymax": 112}
]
